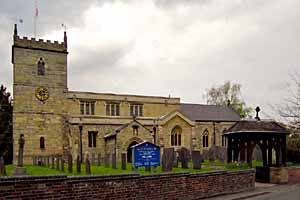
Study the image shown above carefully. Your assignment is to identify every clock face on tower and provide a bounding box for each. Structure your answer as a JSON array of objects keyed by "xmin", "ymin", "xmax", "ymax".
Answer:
[{"xmin": 35, "ymin": 87, "xmax": 49, "ymax": 102}]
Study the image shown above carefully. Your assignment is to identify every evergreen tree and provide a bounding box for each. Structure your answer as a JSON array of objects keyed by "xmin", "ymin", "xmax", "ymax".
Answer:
[{"xmin": 0, "ymin": 85, "xmax": 13, "ymax": 164}]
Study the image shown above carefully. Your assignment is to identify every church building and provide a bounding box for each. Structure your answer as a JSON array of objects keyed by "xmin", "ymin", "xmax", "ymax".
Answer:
[{"xmin": 11, "ymin": 25, "xmax": 240, "ymax": 164}]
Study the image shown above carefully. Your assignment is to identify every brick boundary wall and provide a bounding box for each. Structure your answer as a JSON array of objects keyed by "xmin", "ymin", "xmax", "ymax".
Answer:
[
  {"xmin": 287, "ymin": 167, "xmax": 300, "ymax": 184},
  {"xmin": 0, "ymin": 169, "xmax": 255, "ymax": 200}
]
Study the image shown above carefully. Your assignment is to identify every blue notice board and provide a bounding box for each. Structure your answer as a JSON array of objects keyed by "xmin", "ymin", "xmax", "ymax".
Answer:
[{"xmin": 132, "ymin": 141, "xmax": 160, "ymax": 168}]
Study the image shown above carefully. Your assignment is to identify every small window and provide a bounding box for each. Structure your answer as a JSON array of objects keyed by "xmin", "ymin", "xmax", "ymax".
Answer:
[
  {"xmin": 37, "ymin": 57, "xmax": 45, "ymax": 76},
  {"xmin": 203, "ymin": 129, "xmax": 209, "ymax": 148},
  {"xmin": 88, "ymin": 131, "xmax": 97, "ymax": 148},
  {"xmin": 130, "ymin": 104, "xmax": 143, "ymax": 117},
  {"xmin": 40, "ymin": 137, "xmax": 45, "ymax": 149}
]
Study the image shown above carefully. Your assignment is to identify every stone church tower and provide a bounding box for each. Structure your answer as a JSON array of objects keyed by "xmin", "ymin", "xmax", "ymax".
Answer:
[{"xmin": 12, "ymin": 24, "xmax": 68, "ymax": 163}]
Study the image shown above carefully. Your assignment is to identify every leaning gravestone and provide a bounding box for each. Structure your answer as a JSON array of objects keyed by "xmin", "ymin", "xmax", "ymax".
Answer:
[
  {"xmin": 192, "ymin": 151, "xmax": 202, "ymax": 170},
  {"xmin": 162, "ymin": 148, "xmax": 174, "ymax": 172},
  {"xmin": 0, "ymin": 157, "xmax": 6, "ymax": 176},
  {"xmin": 85, "ymin": 154, "xmax": 91, "ymax": 175},
  {"xmin": 112, "ymin": 153, "xmax": 117, "ymax": 169},
  {"xmin": 68, "ymin": 154, "xmax": 73, "ymax": 173},
  {"xmin": 12, "ymin": 134, "xmax": 27, "ymax": 176},
  {"xmin": 180, "ymin": 147, "xmax": 190, "ymax": 169},
  {"xmin": 76, "ymin": 155, "xmax": 81, "ymax": 173},
  {"xmin": 121, "ymin": 153, "xmax": 126, "ymax": 170}
]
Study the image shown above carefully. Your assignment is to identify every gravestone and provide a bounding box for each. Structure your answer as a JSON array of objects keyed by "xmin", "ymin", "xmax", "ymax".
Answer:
[
  {"xmin": 12, "ymin": 134, "xmax": 27, "ymax": 176},
  {"xmin": 112, "ymin": 153, "xmax": 116, "ymax": 169},
  {"xmin": 56, "ymin": 155, "xmax": 60, "ymax": 170},
  {"xmin": 121, "ymin": 153, "xmax": 126, "ymax": 170},
  {"xmin": 85, "ymin": 154, "xmax": 91, "ymax": 175},
  {"xmin": 68, "ymin": 154, "xmax": 73, "ymax": 173},
  {"xmin": 91, "ymin": 153, "xmax": 95, "ymax": 165},
  {"xmin": 162, "ymin": 148, "xmax": 174, "ymax": 172},
  {"xmin": 43, "ymin": 156, "xmax": 46, "ymax": 166},
  {"xmin": 51, "ymin": 155, "xmax": 55, "ymax": 169},
  {"xmin": 32, "ymin": 156, "xmax": 36, "ymax": 165},
  {"xmin": 105, "ymin": 154, "xmax": 110, "ymax": 168},
  {"xmin": 97, "ymin": 153, "xmax": 101, "ymax": 166},
  {"xmin": 61, "ymin": 158, "xmax": 65, "ymax": 172},
  {"xmin": 37, "ymin": 156, "xmax": 42, "ymax": 166},
  {"xmin": 47, "ymin": 156, "xmax": 50, "ymax": 168},
  {"xmin": 192, "ymin": 151, "xmax": 202, "ymax": 170},
  {"xmin": 173, "ymin": 151, "xmax": 179, "ymax": 168},
  {"xmin": 76, "ymin": 155, "xmax": 81, "ymax": 173},
  {"xmin": 0, "ymin": 157, "xmax": 6, "ymax": 176},
  {"xmin": 179, "ymin": 147, "xmax": 190, "ymax": 169}
]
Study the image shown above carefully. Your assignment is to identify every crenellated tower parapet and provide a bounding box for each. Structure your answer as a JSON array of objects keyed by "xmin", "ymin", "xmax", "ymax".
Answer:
[
  {"xmin": 13, "ymin": 36, "xmax": 67, "ymax": 52},
  {"xmin": 12, "ymin": 24, "xmax": 67, "ymax": 55}
]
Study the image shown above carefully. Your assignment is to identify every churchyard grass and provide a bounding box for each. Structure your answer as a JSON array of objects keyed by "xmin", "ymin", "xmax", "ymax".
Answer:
[{"xmin": 3, "ymin": 163, "xmax": 217, "ymax": 176}]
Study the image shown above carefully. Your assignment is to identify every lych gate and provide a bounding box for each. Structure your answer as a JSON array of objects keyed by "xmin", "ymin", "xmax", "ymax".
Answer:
[
  {"xmin": 225, "ymin": 120, "xmax": 288, "ymax": 167},
  {"xmin": 225, "ymin": 118, "xmax": 289, "ymax": 183}
]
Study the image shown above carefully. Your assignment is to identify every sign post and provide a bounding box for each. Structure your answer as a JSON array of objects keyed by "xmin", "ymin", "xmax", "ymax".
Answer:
[{"xmin": 132, "ymin": 141, "xmax": 160, "ymax": 172}]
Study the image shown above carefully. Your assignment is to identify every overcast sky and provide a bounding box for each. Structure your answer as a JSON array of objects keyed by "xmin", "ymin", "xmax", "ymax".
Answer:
[{"xmin": 1, "ymin": 0, "xmax": 299, "ymax": 119}]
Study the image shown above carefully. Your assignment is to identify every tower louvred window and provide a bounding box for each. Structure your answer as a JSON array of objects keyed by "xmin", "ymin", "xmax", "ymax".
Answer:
[{"xmin": 37, "ymin": 57, "xmax": 45, "ymax": 75}]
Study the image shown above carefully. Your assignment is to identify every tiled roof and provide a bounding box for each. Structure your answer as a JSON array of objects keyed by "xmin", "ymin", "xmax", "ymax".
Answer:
[
  {"xmin": 178, "ymin": 103, "xmax": 241, "ymax": 122},
  {"xmin": 225, "ymin": 120, "xmax": 288, "ymax": 134}
]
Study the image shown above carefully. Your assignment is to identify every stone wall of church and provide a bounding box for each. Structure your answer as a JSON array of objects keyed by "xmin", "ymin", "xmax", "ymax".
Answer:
[
  {"xmin": 65, "ymin": 92, "xmax": 180, "ymax": 117},
  {"xmin": 13, "ymin": 113, "xmax": 65, "ymax": 164}
]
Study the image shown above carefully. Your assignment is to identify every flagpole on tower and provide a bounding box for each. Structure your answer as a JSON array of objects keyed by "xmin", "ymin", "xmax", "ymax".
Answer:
[{"xmin": 34, "ymin": 0, "xmax": 38, "ymax": 38}]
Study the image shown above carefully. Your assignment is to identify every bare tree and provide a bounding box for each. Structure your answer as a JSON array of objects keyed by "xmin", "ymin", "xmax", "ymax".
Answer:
[{"xmin": 275, "ymin": 73, "xmax": 300, "ymax": 134}]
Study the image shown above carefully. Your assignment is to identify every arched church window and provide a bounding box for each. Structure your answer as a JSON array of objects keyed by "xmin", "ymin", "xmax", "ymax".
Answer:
[
  {"xmin": 40, "ymin": 137, "xmax": 45, "ymax": 149},
  {"xmin": 171, "ymin": 126, "xmax": 182, "ymax": 146},
  {"xmin": 203, "ymin": 129, "xmax": 209, "ymax": 148},
  {"xmin": 37, "ymin": 57, "xmax": 45, "ymax": 75}
]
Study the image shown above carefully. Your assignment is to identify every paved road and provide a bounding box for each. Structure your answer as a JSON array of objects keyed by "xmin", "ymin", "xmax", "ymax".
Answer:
[
  {"xmin": 249, "ymin": 184, "xmax": 300, "ymax": 200},
  {"xmin": 208, "ymin": 183, "xmax": 300, "ymax": 200}
]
